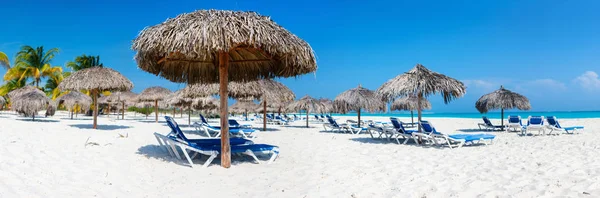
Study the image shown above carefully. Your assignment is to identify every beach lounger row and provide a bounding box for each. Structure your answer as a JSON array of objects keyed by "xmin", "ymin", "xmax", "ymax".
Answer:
[
  {"xmin": 154, "ymin": 116, "xmax": 279, "ymax": 168},
  {"xmin": 505, "ymin": 115, "xmax": 584, "ymax": 135}
]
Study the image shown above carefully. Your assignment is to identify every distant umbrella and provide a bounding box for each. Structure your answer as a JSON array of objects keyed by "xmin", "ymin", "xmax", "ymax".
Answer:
[
  {"xmin": 59, "ymin": 66, "xmax": 133, "ymax": 129},
  {"xmin": 476, "ymin": 85, "xmax": 531, "ymax": 127},
  {"xmin": 137, "ymin": 86, "xmax": 172, "ymax": 123},
  {"xmin": 319, "ymin": 98, "xmax": 334, "ymax": 114},
  {"xmin": 0, "ymin": 96, "xmax": 5, "ymax": 108},
  {"xmin": 57, "ymin": 91, "xmax": 92, "ymax": 119},
  {"xmin": 231, "ymin": 100, "xmax": 259, "ymax": 115},
  {"xmin": 377, "ymin": 64, "xmax": 466, "ymax": 132},
  {"xmin": 108, "ymin": 91, "xmax": 138, "ymax": 120},
  {"xmin": 287, "ymin": 95, "xmax": 325, "ymax": 127},
  {"xmin": 333, "ymin": 85, "xmax": 385, "ymax": 127},
  {"xmin": 7, "ymin": 86, "xmax": 44, "ymax": 100},
  {"xmin": 391, "ymin": 95, "xmax": 432, "ymax": 124},
  {"xmin": 132, "ymin": 10, "xmax": 317, "ymax": 168},
  {"xmin": 12, "ymin": 91, "xmax": 49, "ymax": 120}
]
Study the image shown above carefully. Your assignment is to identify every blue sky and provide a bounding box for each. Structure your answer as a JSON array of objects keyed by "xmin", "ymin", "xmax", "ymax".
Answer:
[{"xmin": 1, "ymin": 0, "xmax": 600, "ymax": 112}]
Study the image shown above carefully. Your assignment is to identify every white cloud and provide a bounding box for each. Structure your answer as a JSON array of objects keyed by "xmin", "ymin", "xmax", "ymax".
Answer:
[
  {"xmin": 462, "ymin": 79, "xmax": 498, "ymax": 91},
  {"xmin": 574, "ymin": 71, "xmax": 600, "ymax": 91}
]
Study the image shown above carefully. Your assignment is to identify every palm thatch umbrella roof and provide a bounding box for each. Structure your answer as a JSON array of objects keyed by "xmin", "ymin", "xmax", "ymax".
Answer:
[
  {"xmin": 58, "ymin": 66, "xmax": 133, "ymax": 129},
  {"xmin": 137, "ymin": 86, "xmax": 172, "ymax": 101},
  {"xmin": 391, "ymin": 95, "xmax": 432, "ymax": 123},
  {"xmin": 57, "ymin": 91, "xmax": 92, "ymax": 111},
  {"xmin": 7, "ymin": 86, "xmax": 44, "ymax": 100},
  {"xmin": 107, "ymin": 91, "xmax": 138, "ymax": 103},
  {"xmin": 333, "ymin": 85, "xmax": 385, "ymax": 127},
  {"xmin": 98, "ymin": 95, "xmax": 111, "ymax": 104},
  {"xmin": 165, "ymin": 89, "xmax": 193, "ymax": 107},
  {"xmin": 319, "ymin": 98, "xmax": 333, "ymax": 114},
  {"xmin": 12, "ymin": 91, "xmax": 49, "ymax": 120},
  {"xmin": 231, "ymin": 100, "xmax": 260, "ymax": 114},
  {"xmin": 45, "ymin": 100, "xmax": 57, "ymax": 117},
  {"xmin": 287, "ymin": 95, "xmax": 325, "ymax": 127},
  {"xmin": 131, "ymin": 9, "xmax": 317, "ymax": 168},
  {"xmin": 476, "ymin": 85, "xmax": 531, "ymax": 126},
  {"xmin": 0, "ymin": 96, "xmax": 5, "ymax": 106},
  {"xmin": 132, "ymin": 10, "xmax": 316, "ymax": 83},
  {"xmin": 376, "ymin": 64, "xmax": 466, "ymax": 131},
  {"xmin": 137, "ymin": 86, "xmax": 172, "ymax": 123},
  {"xmin": 192, "ymin": 96, "xmax": 219, "ymax": 111},
  {"xmin": 59, "ymin": 67, "xmax": 133, "ymax": 92}
]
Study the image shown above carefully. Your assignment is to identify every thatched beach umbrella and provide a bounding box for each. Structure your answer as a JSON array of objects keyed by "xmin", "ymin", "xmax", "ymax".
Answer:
[
  {"xmin": 57, "ymin": 91, "xmax": 92, "ymax": 119},
  {"xmin": 7, "ymin": 86, "xmax": 43, "ymax": 100},
  {"xmin": 476, "ymin": 85, "xmax": 531, "ymax": 127},
  {"xmin": 12, "ymin": 91, "xmax": 49, "ymax": 120},
  {"xmin": 138, "ymin": 86, "xmax": 172, "ymax": 123},
  {"xmin": 107, "ymin": 91, "xmax": 137, "ymax": 119},
  {"xmin": 132, "ymin": 10, "xmax": 317, "ymax": 168},
  {"xmin": 333, "ymin": 85, "xmax": 385, "ymax": 127},
  {"xmin": 0, "ymin": 96, "xmax": 5, "ymax": 109},
  {"xmin": 391, "ymin": 95, "xmax": 432, "ymax": 124},
  {"xmin": 319, "ymin": 98, "xmax": 333, "ymax": 114},
  {"xmin": 59, "ymin": 66, "xmax": 133, "ymax": 129},
  {"xmin": 287, "ymin": 95, "xmax": 325, "ymax": 127},
  {"xmin": 231, "ymin": 100, "xmax": 259, "ymax": 120},
  {"xmin": 376, "ymin": 64, "xmax": 466, "ymax": 132}
]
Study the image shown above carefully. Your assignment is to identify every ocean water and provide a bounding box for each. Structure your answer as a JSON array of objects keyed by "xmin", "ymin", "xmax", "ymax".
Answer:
[{"xmin": 327, "ymin": 111, "xmax": 600, "ymax": 119}]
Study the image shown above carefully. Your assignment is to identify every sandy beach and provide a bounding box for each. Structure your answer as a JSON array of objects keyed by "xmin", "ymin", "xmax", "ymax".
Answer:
[{"xmin": 0, "ymin": 111, "xmax": 598, "ymax": 197}]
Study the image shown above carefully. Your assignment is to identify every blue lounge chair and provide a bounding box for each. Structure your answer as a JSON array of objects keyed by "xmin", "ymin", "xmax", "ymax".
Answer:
[
  {"xmin": 546, "ymin": 116, "xmax": 584, "ymax": 134},
  {"xmin": 506, "ymin": 115, "xmax": 523, "ymax": 132},
  {"xmin": 477, "ymin": 116, "xmax": 504, "ymax": 131},
  {"xmin": 523, "ymin": 116, "xmax": 545, "ymax": 136},
  {"xmin": 323, "ymin": 117, "xmax": 349, "ymax": 133},
  {"xmin": 165, "ymin": 116, "xmax": 253, "ymax": 146},
  {"xmin": 419, "ymin": 121, "xmax": 495, "ymax": 148},
  {"xmin": 162, "ymin": 116, "xmax": 279, "ymax": 167},
  {"xmin": 389, "ymin": 117, "xmax": 418, "ymax": 144}
]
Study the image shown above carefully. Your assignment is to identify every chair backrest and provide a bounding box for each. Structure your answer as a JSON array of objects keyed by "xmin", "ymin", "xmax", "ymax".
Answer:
[
  {"xmin": 199, "ymin": 114, "xmax": 209, "ymax": 124},
  {"xmin": 482, "ymin": 116, "xmax": 493, "ymax": 126},
  {"xmin": 164, "ymin": 116, "xmax": 190, "ymax": 143},
  {"xmin": 546, "ymin": 116, "xmax": 561, "ymax": 128},
  {"xmin": 508, "ymin": 115, "xmax": 521, "ymax": 124},
  {"xmin": 228, "ymin": 119, "xmax": 241, "ymax": 128},
  {"xmin": 419, "ymin": 120, "xmax": 437, "ymax": 134},
  {"xmin": 326, "ymin": 115, "xmax": 332, "ymax": 119},
  {"xmin": 527, "ymin": 116, "xmax": 544, "ymax": 126},
  {"xmin": 327, "ymin": 117, "xmax": 339, "ymax": 127},
  {"xmin": 314, "ymin": 115, "xmax": 320, "ymax": 120}
]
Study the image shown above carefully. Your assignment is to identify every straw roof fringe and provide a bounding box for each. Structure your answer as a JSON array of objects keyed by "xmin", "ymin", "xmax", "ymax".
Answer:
[
  {"xmin": 7, "ymin": 86, "xmax": 44, "ymax": 100},
  {"xmin": 333, "ymin": 85, "xmax": 385, "ymax": 114},
  {"xmin": 192, "ymin": 96, "xmax": 219, "ymax": 110},
  {"xmin": 12, "ymin": 91, "xmax": 49, "ymax": 117},
  {"xmin": 137, "ymin": 86, "xmax": 172, "ymax": 101},
  {"xmin": 59, "ymin": 67, "xmax": 133, "ymax": 91},
  {"xmin": 0, "ymin": 96, "xmax": 5, "ymax": 106},
  {"xmin": 107, "ymin": 91, "xmax": 138, "ymax": 103},
  {"xmin": 132, "ymin": 10, "xmax": 317, "ymax": 84},
  {"xmin": 376, "ymin": 64, "xmax": 466, "ymax": 103},
  {"xmin": 391, "ymin": 95, "xmax": 432, "ymax": 111},
  {"xmin": 475, "ymin": 86, "xmax": 531, "ymax": 113},
  {"xmin": 287, "ymin": 95, "xmax": 325, "ymax": 113},
  {"xmin": 183, "ymin": 79, "xmax": 294, "ymax": 103},
  {"xmin": 45, "ymin": 101, "xmax": 57, "ymax": 116},
  {"xmin": 57, "ymin": 91, "xmax": 92, "ymax": 110}
]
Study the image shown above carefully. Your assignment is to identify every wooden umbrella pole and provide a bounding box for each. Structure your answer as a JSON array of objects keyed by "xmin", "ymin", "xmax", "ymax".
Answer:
[
  {"xmin": 306, "ymin": 109, "xmax": 309, "ymax": 128},
  {"xmin": 122, "ymin": 102, "xmax": 125, "ymax": 120},
  {"xmin": 263, "ymin": 100, "xmax": 267, "ymax": 131},
  {"xmin": 172, "ymin": 107, "xmax": 175, "ymax": 117},
  {"xmin": 188, "ymin": 104, "xmax": 191, "ymax": 126},
  {"xmin": 417, "ymin": 92, "xmax": 422, "ymax": 132},
  {"xmin": 93, "ymin": 89, "xmax": 98, "ymax": 129},
  {"xmin": 358, "ymin": 108, "xmax": 361, "ymax": 128},
  {"xmin": 501, "ymin": 108, "xmax": 504, "ymax": 129},
  {"xmin": 218, "ymin": 51, "xmax": 231, "ymax": 168},
  {"xmin": 411, "ymin": 110, "xmax": 414, "ymax": 124},
  {"xmin": 107, "ymin": 104, "xmax": 110, "ymax": 117}
]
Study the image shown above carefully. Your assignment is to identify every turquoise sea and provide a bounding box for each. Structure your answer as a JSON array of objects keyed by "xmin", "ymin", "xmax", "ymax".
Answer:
[{"xmin": 328, "ymin": 111, "xmax": 600, "ymax": 119}]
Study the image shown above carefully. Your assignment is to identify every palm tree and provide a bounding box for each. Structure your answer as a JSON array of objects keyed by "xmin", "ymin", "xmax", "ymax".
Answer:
[
  {"xmin": 0, "ymin": 51, "xmax": 9, "ymax": 70},
  {"xmin": 0, "ymin": 79, "xmax": 26, "ymax": 96},
  {"xmin": 66, "ymin": 55, "xmax": 102, "ymax": 71},
  {"xmin": 45, "ymin": 71, "xmax": 70, "ymax": 100},
  {"xmin": 3, "ymin": 46, "xmax": 62, "ymax": 88}
]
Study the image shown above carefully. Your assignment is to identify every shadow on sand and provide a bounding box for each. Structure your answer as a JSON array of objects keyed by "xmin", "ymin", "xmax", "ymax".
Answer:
[
  {"xmin": 136, "ymin": 144, "xmax": 263, "ymax": 167},
  {"xmin": 69, "ymin": 124, "xmax": 131, "ymax": 130},
  {"xmin": 348, "ymin": 137, "xmax": 440, "ymax": 148},
  {"xmin": 16, "ymin": 118, "xmax": 60, "ymax": 122},
  {"xmin": 60, "ymin": 117, "xmax": 93, "ymax": 121}
]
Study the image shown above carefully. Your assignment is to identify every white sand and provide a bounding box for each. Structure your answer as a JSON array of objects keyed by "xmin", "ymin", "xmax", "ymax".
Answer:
[{"xmin": 1, "ymin": 111, "xmax": 599, "ymax": 197}]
